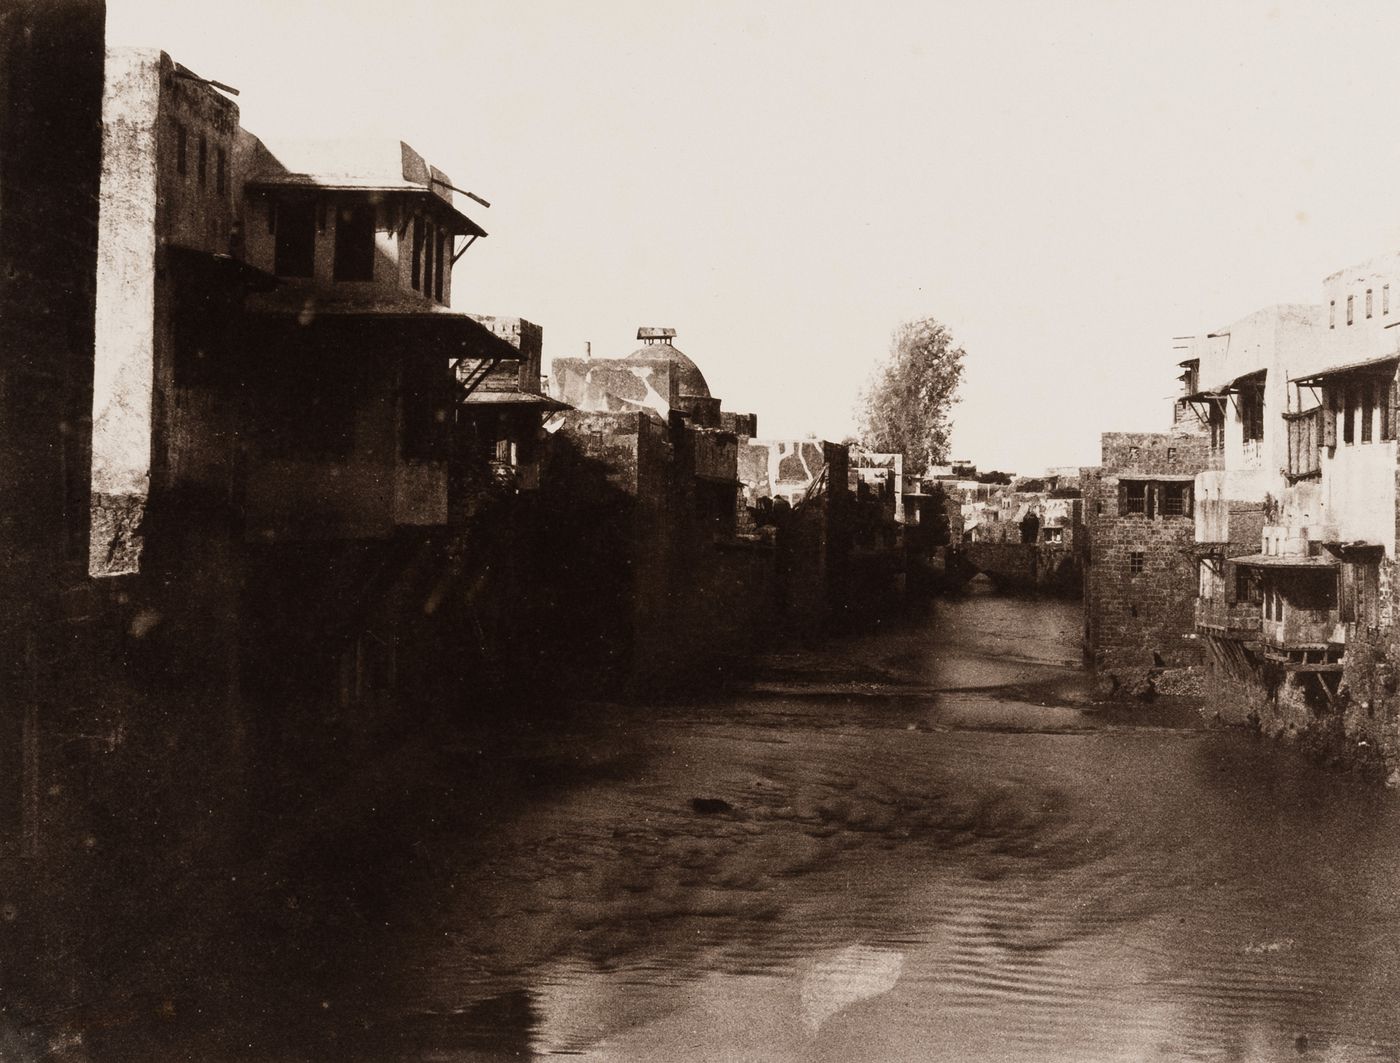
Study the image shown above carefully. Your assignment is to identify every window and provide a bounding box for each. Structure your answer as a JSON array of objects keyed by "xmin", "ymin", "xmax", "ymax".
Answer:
[
  {"xmin": 1348, "ymin": 294, "xmax": 1355, "ymax": 325},
  {"xmin": 1354, "ymin": 560, "xmax": 1380, "ymax": 628},
  {"xmin": 176, "ymin": 124, "xmax": 187, "ymax": 176},
  {"xmin": 1240, "ymin": 385, "xmax": 1265, "ymax": 442},
  {"xmin": 434, "ymin": 230, "xmax": 446, "ymax": 302},
  {"xmin": 423, "ymin": 219, "xmax": 436, "ymax": 300},
  {"xmin": 1129, "ymin": 551, "xmax": 1145, "ymax": 576},
  {"xmin": 1235, "ymin": 566, "xmax": 1260, "ymax": 604},
  {"xmin": 1124, "ymin": 481, "xmax": 1146, "ymax": 515},
  {"xmin": 1163, "ymin": 482, "xmax": 1189, "ymax": 516},
  {"xmin": 273, "ymin": 199, "xmax": 317, "ymax": 278},
  {"xmin": 1209, "ymin": 400, "xmax": 1225, "ymax": 451},
  {"xmin": 401, "ymin": 355, "xmax": 453, "ymax": 460},
  {"xmin": 1367, "ymin": 289, "xmax": 1374, "ymax": 318},
  {"xmin": 1362, "ymin": 382, "xmax": 1374, "ymax": 443},
  {"xmin": 215, "ymin": 147, "xmax": 227, "ymax": 195},
  {"xmin": 1330, "ymin": 300, "xmax": 1336, "ymax": 329},
  {"xmin": 1343, "ymin": 384, "xmax": 1356, "ymax": 444},
  {"xmin": 197, "ymin": 134, "xmax": 207, "ymax": 188},
  {"xmin": 332, "ymin": 202, "xmax": 376, "ymax": 282},
  {"xmin": 1384, "ymin": 381, "xmax": 1395, "ymax": 441},
  {"xmin": 411, "ymin": 216, "xmax": 424, "ymax": 290}
]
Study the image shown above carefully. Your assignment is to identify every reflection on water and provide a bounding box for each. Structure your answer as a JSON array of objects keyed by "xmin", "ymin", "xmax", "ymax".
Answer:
[
  {"xmin": 64, "ymin": 592, "xmax": 1400, "ymax": 1060},
  {"xmin": 799, "ymin": 945, "xmax": 905, "ymax": 1032}
]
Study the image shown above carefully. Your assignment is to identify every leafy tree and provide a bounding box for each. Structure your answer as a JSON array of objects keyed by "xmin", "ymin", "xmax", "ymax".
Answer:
[
  {"xmin": 856, "ymin": 317, "xmax": 965, "ymax": 475},
  {"xmin": 925, "ymin": 482, "xmax": 952, "ymax": 546},
  {"xmin": 975, "ymin": 470, "xmax": 1013, "ymax": 485}
]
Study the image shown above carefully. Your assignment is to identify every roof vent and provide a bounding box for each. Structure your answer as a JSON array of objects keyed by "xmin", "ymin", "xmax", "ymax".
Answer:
[{"xmin": 637, "ymin": 326, "xmax": 676, "ymax": 345}]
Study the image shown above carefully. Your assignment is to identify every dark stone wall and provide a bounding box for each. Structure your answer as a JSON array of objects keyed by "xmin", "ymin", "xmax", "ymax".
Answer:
[
  {"xmin": 0, "ymin": 0, "xmax": 105, "ymax": 807},
  {"xmin": 0, "ymin": 0, "xmax": 105, "ymax": 599}
]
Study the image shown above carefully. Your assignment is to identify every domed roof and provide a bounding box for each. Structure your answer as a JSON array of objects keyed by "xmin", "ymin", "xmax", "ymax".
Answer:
[{"xmin": 619, "ymin": 328, "xmax": 711, "ymax": 399}]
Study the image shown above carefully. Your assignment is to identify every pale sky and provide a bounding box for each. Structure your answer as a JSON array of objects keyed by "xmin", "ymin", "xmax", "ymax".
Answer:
[{"xmin": 108, "ymin": 0, "xmax": 1400, "ymax": 473}]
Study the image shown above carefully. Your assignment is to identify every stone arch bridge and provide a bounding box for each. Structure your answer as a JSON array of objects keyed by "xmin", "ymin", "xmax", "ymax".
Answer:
[{"xmin": 952, "ymin": 542, "xmax": 1083, "ymax": 596}]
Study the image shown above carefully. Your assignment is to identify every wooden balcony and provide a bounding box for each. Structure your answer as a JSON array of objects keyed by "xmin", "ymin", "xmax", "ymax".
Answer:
[{"xmin": 1260, "ymin": 605, "xmax": 1338, "ymax": 652}]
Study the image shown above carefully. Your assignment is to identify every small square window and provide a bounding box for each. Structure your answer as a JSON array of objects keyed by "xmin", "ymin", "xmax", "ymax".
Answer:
[
  {"xmin": 1129, "ymin": 551, "xmax": 1145, "ymax": 575},
  {"xmin": 1167, "ymin": 446, "xmax": 1177, "ymax": 461}
]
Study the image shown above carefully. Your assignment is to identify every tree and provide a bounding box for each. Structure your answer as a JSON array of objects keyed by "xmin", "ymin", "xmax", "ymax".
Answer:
[{"xmin": 855, "ymin": 317, "xmax": 965, "ymax": 476}]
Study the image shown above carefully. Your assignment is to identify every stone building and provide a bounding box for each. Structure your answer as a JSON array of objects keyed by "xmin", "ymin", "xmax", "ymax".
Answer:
[{"xmin": 1082, "ymin": 429, "xmax": 1210, "ymax": 694}]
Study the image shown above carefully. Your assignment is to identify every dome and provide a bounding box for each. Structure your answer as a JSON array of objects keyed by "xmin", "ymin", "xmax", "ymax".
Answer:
[{"xmin": 620, "ymin": 332, "xmax": 711, "ymax": 399}]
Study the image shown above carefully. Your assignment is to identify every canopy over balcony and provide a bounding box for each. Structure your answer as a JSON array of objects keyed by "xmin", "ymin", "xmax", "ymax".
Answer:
[
  {"xmin": 1232, "ymin": 553, "xmax": 1338, "ymax": 569},
  {"xmin": 1292, "ymin": 353, "xmax": 1399, "ymax": 388}
]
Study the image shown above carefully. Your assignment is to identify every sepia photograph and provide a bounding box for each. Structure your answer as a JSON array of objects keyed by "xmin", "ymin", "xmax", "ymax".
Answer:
[{"xmin": 3, "ymin": 0, "xmax": 1400, "ymax": 1059}]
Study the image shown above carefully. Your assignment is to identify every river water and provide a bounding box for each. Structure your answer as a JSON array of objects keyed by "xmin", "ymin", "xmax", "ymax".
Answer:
[{"xmin": 70, "ymin": 588, "xmax": 1400, "ymax": 1061}]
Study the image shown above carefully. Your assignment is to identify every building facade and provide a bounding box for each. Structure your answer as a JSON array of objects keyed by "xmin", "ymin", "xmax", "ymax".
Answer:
[
  {"xmin": 1082, "ymin": 429, "xmax": 1210, "ymax": 694},
  {"xmin": 1181, "ymin": 252, "xmax": 1400, "ymax": 777}
]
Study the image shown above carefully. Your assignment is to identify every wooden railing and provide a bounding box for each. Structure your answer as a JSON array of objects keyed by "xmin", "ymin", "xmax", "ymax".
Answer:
[{"xmin": 1262, "ymin": 607, "xmax": 1337, "ymax": 649}]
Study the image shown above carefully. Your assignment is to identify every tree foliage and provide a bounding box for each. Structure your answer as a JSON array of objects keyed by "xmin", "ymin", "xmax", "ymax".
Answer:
[{"xmin": 856, "ymin": 317, "xmax": 965, "ymax": 476}]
